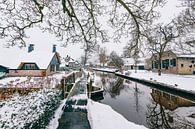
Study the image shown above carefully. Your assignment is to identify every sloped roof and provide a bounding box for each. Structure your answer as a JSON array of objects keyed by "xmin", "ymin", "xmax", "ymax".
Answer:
[
  {"xmin": 0, "ymin": 46, "xmax": 56, "ymax": 69},
  {"xmin": 177, "ymin": 54, "xmax": 195, "ymax": 58},
  {"xmin": 122, "ymin": 58, "xmax": 145, "ymax": 66}
]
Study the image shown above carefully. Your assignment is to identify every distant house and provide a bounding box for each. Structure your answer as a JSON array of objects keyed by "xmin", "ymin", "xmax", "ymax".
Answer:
[
  {"xmin": 150, "ymin": 50, "xmax": 195, "ymax": 75},
  {"xmin": 122, "ymin": 58, "xmax": 145, "ymax": 71},
  {"xmin": 0, "ymin": 44, "xmax": 61, "ymax": 77},
  {"xmin": 62, "ymin": 55, "xmax": 80, "ymax": 68}
]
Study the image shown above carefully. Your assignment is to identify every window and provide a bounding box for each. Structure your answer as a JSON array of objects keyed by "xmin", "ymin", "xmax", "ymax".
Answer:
[
  {"xmin": 50, "ymin": 65, "xmax": 55, "ymax": 72},
  {"xmin": 172, "ymin": 59, "xmax": 176, "ymax": 66},
  {"xmin": 171, "ymin": 95, "xmax": 177, "ymax": 103},
  {"xmin": 162, "ymin": 59, "xmax": 169, "ymax": 69},
  {"xmin": 181, "ymin": 64, "xmax": 184, "ymax": 67},
  {"xmin": 56, "ymin": 64, "xmax": 60, "ymax": 71},
  {"xmin": 162, "ymin": 60, "xmax": 165, "ymax": 68},
  {"xmin": 170, "ymin": 59, "xmax": 176, "ymax": 66},
  {"xmin": 163, "ymin": 92, "xmax": 170, "ymax": 100},
  {"xmin": 24, "ymin": 64, "xmax": 35, "ymax": 70}
]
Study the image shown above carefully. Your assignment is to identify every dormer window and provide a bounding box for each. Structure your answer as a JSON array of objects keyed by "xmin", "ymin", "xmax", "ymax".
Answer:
[
  {"xmin": 22, "ymin": 63, "xmax": 37, "ymax": 70},
  {"xmin": 25, "ymin": 64, "xmax": 35, "ymax": 70}
]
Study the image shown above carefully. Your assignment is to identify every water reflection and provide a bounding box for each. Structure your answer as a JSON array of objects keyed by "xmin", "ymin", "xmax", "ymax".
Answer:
[
  {"xmin": 151, "ymin": 89, "xmax": 195, "ymax": 111},
  {"xmin": 94, "ymin": 71, "xmax": 195, "ymax": 129},
  {"xmin": 146, "ymin": 89, "xmax": 195, "ymax": 129}
]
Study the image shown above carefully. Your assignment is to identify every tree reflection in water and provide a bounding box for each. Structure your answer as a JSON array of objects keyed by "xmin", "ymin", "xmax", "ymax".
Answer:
[
  {"xmin": 146, "ymin": 101, "xmax": 172, "ymax": 129},
  {"xmin": 108, "ymin": 78, "xmax": 124, "ymax": 98},
  {"xmin": 134, "ymin": 82, "xmax": 142, "ymax": 113},
  {"xmin": 97, "ymin": 72, "xmax": 124, "ymax": 98},
  {"xmin": 146, "ymin": 90, "xmax": 195, "ymax": 129}
]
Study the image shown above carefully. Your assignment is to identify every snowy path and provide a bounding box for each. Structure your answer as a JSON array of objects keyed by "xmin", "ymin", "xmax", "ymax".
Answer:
[{"xmin": 57, "ymin": 72, "xmax": 91, "ymax": 129}]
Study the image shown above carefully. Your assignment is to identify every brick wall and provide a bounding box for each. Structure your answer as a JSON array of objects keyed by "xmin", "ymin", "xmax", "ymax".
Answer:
[{"xmin": 177, "ymin": 58, "xmax": 195, "ymax": 75}]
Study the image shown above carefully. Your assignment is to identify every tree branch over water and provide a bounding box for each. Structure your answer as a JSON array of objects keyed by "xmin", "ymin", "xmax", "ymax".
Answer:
[{"xmin": 0, "ymin": 0, "xmax": 164, "ymax": 51}]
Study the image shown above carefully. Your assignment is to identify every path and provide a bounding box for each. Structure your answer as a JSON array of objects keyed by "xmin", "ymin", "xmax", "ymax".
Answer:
[{"xmin": 57, "ymin": 72, "xmax": 91, "ymax": 129}]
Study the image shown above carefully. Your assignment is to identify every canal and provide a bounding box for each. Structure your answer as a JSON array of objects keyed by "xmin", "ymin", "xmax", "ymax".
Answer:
[{"xmin": 94, "ymin": 71, "xmax": 195, "ymax": 129}]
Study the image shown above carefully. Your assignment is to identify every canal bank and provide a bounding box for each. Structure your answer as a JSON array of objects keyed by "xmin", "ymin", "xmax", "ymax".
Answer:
[
  {"xmin": 93, "ymin": 71, "xmax": 195, "ymax": 129},
  {"xmin": 92, "ymin": 68, "xmax": 195, "ymax": 102},
  {"xmin": 115, "ymin": 73, "xmax": 195, "ymax": 102}
]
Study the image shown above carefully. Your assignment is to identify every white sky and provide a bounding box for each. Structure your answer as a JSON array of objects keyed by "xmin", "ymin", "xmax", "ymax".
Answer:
[{"xmin": 0, "ymin": 0, "xmax": 184, "ymax": 61}]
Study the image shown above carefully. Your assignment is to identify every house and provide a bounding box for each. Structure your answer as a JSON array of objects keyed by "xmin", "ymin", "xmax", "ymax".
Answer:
[
  {"xmin": 122, "ymin": 58, "xmax": 145, "ymax": 71},
  {"xmin": 0, "ymin": 44, "xmax": 61, "ymax": 77},
  {"xmin": 150, "ymin": 50, "xmax": 195, "ymax": 75},
  {"xmin": 62, "ymin": 55, "xmax": 80, "ymax": 68}
]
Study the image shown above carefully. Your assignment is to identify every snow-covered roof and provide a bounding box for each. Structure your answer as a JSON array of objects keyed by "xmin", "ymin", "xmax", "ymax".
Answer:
[
  {"xmin": 177, "ymin": 54, "xmax": 195, "ymax": 58},
  {"xmin": 68, "ymin": 58, "xmax": 75, "ymax": 63},
  {"xmin": 122, "ymin": 58, "xmax": 145, "ymax": 65},
  {"xmin": 0, "ymin": 46, "xmax": 56, "ymax": 69},
  {"xmin": 122, "ymin": 58, "xmax": 135, "ymax": 65}
]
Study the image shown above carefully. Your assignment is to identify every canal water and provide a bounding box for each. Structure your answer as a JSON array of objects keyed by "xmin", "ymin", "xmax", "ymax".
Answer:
[{"xmin": 94, "ymin": 71, "xmax": 195, "ymax": 129}]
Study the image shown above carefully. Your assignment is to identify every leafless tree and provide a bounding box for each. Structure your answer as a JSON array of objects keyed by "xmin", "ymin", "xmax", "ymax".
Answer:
[
  {"xmin": 143, "ymin": 23, "xmax": 179, "ymax": 75},
  {"xmin": 0, "ymin": 0, "xmax": 165, "ymax": 54},
  {"xmin": 99, "ymin": 47, "xmax": 108, "ymax": 66},
  {"xmin": 172, "ymin": 0, "xmax": 195, "ymax": 54},
  {"xmin": 123, "ymin": 43, "xmax": 140, "ymax": 73},
  {"xmin": 108, "ymin": 51, "xmax": 124, "ymax": 69},
  {"xmin": 110, "ymin": 0, "xmax": 165, "ymax": 56},
  {"xmin": 0, "ymin": 0, "xmax": 107, "ymax": 50}
]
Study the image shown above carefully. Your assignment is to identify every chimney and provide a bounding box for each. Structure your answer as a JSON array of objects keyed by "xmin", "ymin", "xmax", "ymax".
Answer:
[
  {"xmin": 28, "ymin": 44, "xmax": 34, "ymax": 53},
  {"xmin": 52, "ymin": 44, "xmax": 56, "ymax": 53}
]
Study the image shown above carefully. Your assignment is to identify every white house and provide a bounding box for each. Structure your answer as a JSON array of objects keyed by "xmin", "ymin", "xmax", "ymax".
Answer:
[{"xmin": 122, "ymin": 58, "xmax": 145, "ymax": 70}]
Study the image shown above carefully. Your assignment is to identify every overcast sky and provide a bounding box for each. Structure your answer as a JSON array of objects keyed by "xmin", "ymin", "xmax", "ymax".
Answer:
[{"xmin": 0, "ymin": 0, "xmax": 184, "ymax": 61}]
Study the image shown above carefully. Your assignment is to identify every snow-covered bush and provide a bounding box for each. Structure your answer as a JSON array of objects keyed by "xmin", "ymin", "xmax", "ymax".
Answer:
[{"xmin": 0, "ymin": 88, "xmax": 63, "ymax": 129}]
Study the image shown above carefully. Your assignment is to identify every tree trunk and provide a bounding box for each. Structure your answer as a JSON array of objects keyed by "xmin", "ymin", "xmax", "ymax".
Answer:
[
  {"xmin": 84, "ymin": 50, "xmax": 88, "ymax": 66},
  {"xmin": 158, "ymin": 55, "xmax": 162, "ymax": 76}
]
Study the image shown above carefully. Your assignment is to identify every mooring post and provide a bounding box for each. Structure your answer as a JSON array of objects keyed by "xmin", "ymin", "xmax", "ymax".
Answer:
[
  {"xmin": 89, "ymin": 78, "xmax": 93, "ymax": 99},
  {"xmin": 73, "ymin": 72, "xmax": 75, "ymax": 83},
  {"xmin": 63, "ymin": 78, "xmax": 67, "ymax": 98}
]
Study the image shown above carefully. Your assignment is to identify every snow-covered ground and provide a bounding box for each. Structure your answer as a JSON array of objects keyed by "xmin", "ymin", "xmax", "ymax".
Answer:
[
  {"xmin": 93, "ymin": 68, "xmax": 118, "ymax": 73},
  {"xmin": 0, "ymin": 88, "xmax": 62, "ymax": 129},
  {"xmin": 0, "ymin": 72, "xmax": 67, "ymax": 88},
  {"xmin": 122, "ymin": 70, "xmax": 195, "ymax": 92},
  {"xmin": 170, "ymin": 106, "xmax": 195, "ymax": 128},
  {"xmin": 87, "ymin": 99, "xmax": 147, "ymax": 129}
]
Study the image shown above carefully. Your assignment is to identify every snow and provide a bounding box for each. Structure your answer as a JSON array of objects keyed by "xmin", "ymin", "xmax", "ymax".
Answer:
[
  {"xmin": 69, "ymin": 94, "xmax": 88, "ymax": 101},
  {"xmin": 87, "ymin": 99, "xmax": 147, "ymax": 129},
  {"xmin": 47, "ymin": 99, "xmax": 67, "ymax": 129},
  {"xmin": 171, "ymin": 106, "xmax": 195, "ymax": 126},
  {"xmin": 0, "ymin": 72, "xmax": 66, "ymax": 88},
  {"xmin": 122, "ymin": 58, "xmax": 145, "ymax": 66},
  {"xmin": 123, "ymin": 70, "xmax": 195, "ymax": 92},
  {"xmin": 177, "ymin": 54, "xmax": 195, "ymax": 58},
  {"xmin": 93, "ymin": 68, "xmax": 118, "ymax": 73},
  {"xmin": 0, "ymin": 77, "xmax": 28, "ymax": 86},
  {"xmin": 0, "ymin": 88, "xmax": 62, "ymax": 129},
  {"xmin": 0, "ymin": 46, "xmax": 56, "ymax": 69}
]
